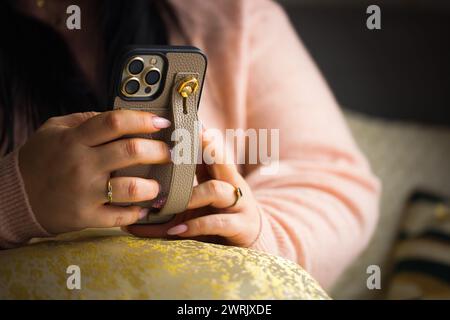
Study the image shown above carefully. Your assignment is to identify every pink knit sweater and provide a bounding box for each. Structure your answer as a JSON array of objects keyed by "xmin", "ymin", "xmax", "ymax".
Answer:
[{"xmin": 0, "ymin": 0, "xmax": 380, "ymax": 288}]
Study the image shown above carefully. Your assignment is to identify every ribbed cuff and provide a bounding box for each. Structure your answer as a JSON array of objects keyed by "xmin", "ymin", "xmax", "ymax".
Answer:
[
  {"xmin": 0, "ymin": 149, "xmax": 51, "ymax": 249},
  {"xmin": 248, "ymin": 206, "xmax": 280, "ymax": 256}
]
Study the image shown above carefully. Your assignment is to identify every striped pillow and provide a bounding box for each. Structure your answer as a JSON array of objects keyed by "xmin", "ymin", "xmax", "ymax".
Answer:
[{"xmin": 385, "ymin": 191, "xmax": 450, "ymax": 299}]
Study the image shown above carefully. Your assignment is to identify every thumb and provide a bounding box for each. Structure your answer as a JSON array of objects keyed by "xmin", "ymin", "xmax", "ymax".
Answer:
[{"xmin": 202, "ymin": 127, "xmax": 241, "ymax": 185}]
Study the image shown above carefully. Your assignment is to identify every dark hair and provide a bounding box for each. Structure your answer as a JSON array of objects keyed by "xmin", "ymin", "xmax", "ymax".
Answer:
[{"xmin": 0, "ymin": 0, "xmax": 176, "ymax": 154}]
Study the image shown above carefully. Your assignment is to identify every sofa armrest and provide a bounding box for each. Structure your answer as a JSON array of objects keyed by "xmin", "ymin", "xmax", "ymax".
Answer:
[{"xmin": 0, "ymin": 229, "xmax": 329, "ymax": 300}]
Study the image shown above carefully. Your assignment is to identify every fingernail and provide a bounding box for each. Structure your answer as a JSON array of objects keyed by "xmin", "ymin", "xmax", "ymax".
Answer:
[
  {"xmin": 167, "ymin": 224, "xmax": 188, "ymax": 235},
  {"xmin": 139, "ymin": 208, "xmax": 149, "ymax": 219},
  {"xmin": 152, "ymin": 116, "xmax": 171, "ymax": 129},
  {"xmin": 156, "ymin": 181, "xmax": 162, "ymax": 194},
  {"xmin": 152, "ymin": 196, "xmax": 167, "ymax": 209}
]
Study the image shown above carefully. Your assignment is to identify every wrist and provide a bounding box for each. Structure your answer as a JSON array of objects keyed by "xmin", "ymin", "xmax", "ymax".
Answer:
[
  {"xmin": 0, "ymin": 149, "xmax": 51, "ymax": 248},
  {"xmin": 247, "ymin": 205, "xmax": 280, "ymax": 256}
]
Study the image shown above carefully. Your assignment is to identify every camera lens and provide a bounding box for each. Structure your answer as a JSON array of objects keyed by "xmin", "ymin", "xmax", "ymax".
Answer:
[
  {"xmin": 145, "ymin": 69, "xmax": 161, "ymax": 85},
  {"xmin": 124, "ymin": 79, "xmax": 140, "ymax": 95},
  {"xmin": 128, "ymin": 59, "xmax": 144, "ymax": 75}
]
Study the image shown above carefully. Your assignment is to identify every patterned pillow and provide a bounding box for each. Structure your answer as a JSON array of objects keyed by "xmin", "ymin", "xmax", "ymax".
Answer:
[
  {"xmin": 385, "ymin": 191, "xmax": 450, "ymax": 299},
  {"xmin": 0, "ymin": 229, "xmax": 329, "ymax": 299}
]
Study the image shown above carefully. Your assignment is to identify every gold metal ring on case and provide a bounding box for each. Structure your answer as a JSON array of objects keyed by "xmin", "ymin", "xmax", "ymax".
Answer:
[{"xmin": 178, "ymin": 76, "xmax": 199, "ymax": 113}]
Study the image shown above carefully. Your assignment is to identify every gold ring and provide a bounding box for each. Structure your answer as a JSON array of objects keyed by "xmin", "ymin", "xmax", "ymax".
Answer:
[
  {"xmin": 228, "ymin": 186, "xmax": 243, "ymax": 209},
  {"xmin": 107, "ymin": 179, "xmax": 113, "ymax": 203}
]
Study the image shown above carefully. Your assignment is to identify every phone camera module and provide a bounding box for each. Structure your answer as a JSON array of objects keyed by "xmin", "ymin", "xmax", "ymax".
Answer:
[
  {"xmin": 123, "ymin": 78, "xmax": 140, "ymax": 95},
  {"xmin": 128, "ymin": 58, "xmax": 144, "ymax": 75},
  {"xmin": 145, "ymin": 69, "xmax": 161, "ymax": 85},
  {"xmin": 120, "ymin": 55, "xmax": 164, "ymax": 99}
]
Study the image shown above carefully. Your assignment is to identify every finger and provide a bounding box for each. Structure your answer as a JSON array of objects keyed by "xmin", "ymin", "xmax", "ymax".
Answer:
[
  {"xmin": 166, "ymin": 214, "xmax": 241, "ymax": 238},
  {"xmin": 195, "ymin": 163, "xmax": 210, "ymax": 184},
  {"xmin": 43, "ymin": 112, "xmax": 100, "ymax": 129},
  {"xmin": 195, "ymin": 125, "xmax": 210, "ymax": 184},
  {"xmin": 73, "ymin": 110, "xmax": 171, "ymax": 146},
  {"xmin": 122, "ymin": 208, "xmax": 205, "ymax": 238},
  {"xmin": 125, "ymin": 224, "xmax": 171, "ymax": 238},
  {"xmin": 187, "ymin": 180, "xmax": 238, "ymax": 210},
  {"xmin": 92, "ymin": 205, "xmax": 147, "ymax": 228},
  {"xmin": 201, "ymin": 128, "xmax": 241, "ymax": 184},
  {"xmin": 124, "ymin": 215, "xmax": 183, "ymax": 238},
  {"xmin": 106, "ymin": 177, "xmax": 159, "ymax": 204},
  {"xmin": 95, "ymin": 138, "xmax": 171, "ymax": 172}
]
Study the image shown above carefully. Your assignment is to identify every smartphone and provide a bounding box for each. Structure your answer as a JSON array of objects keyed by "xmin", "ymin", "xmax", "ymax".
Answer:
[{"xmin": 109, "ymin": 46, "xmax": 207, "ymax": 224}]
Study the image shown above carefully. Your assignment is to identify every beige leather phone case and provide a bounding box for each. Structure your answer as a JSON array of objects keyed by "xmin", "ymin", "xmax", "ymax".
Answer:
[{"xmin": 111, "ymin": 47, "xmax": 207, "ymax": 223}]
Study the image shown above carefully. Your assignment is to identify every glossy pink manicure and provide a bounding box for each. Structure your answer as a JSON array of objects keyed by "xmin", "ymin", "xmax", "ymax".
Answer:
[
  {"xmin": 152, "ymin": 116, "xmax": 171, "ymax": 129},
  {"xmin": 167, "ymin": 224, "xmax": 188, "ymax": 235},
  {"xmin": 139, "ymin": 208, "xmax": 149, "ymax": 219}
]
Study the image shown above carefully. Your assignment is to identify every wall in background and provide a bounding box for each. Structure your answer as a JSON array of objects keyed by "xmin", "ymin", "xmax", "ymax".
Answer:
[
  {"xmin": 278, "ymin": 1, "xmax": 450, "ymax": 125},
  {"xmin": 278, "ymin": 0, "xmax": 450, "ymax": 10}
]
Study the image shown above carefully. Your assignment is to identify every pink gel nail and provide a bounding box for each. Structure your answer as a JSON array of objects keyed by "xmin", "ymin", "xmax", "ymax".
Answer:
[
  {"xmin": 152, "ymin": 116, "xmax": 171, "ymax": 129},
  {"xmin": 167, "ymin": 224, "xmax": 188, "ymax": 235},
  {"xmin": 139, "ymin": 208, "xmax": 149, "ymax": 219}
]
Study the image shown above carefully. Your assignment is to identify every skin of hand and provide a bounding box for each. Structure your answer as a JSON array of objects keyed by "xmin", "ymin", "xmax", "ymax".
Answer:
[
  {"xmin": 19, "ymin": 110, "xmax": 172, "ymax": 235},
  {"xmin": 125, "ymin": 128, "xmax": 262, "ymax": 248}
]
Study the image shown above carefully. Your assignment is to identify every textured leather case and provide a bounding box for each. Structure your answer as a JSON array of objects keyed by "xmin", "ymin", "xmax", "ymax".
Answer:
[{"xmin": 110, "ymin": 46, "xmax": 207, "ymax": 223}]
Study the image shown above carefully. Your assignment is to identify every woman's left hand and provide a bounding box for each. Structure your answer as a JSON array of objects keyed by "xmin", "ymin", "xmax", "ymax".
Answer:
[{"xmin": 125, "ymin": 128, "xmax": 262, "ymax": 247}]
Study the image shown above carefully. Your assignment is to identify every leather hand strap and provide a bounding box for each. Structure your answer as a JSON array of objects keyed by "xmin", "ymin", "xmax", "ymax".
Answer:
[{"xmin": 157, "ymin": 72, "xmax": 200, "ymax": 216}]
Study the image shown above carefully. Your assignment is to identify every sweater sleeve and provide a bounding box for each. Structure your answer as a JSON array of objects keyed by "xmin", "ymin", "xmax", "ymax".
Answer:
[
  {"xmin": 0, "ymin": 149, "xmax": 51, "ymax": 249},
  {"xmin": 243, "ymin": 0, "xmax": 381, "ymax": 289}
]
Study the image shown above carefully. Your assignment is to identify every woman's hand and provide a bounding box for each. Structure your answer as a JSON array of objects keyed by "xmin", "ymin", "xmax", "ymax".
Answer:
[
  {"xmin": 19, "ymin": 110, "xmax": 171, "ymax": 235},
  {"xmin": 125, "ymin": 129, "xmax": 262, "ymax": 248}
]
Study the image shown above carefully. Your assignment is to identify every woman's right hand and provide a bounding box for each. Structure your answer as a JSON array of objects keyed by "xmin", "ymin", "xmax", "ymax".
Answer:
[{"xmin": 18, "ymin": 110, "xmax": 171, "ymax": 235}]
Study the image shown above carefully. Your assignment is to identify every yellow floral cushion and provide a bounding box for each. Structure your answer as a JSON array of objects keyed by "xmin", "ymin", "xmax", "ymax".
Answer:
[{"xmin": 0, "ymin": 229, "xmax": 329, "ymax": 299}]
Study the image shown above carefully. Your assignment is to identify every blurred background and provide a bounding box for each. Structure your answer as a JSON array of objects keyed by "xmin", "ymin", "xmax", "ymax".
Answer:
[{"xmin": 277, "ymin": 0, "xmax": 450, "ymax": 299}]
